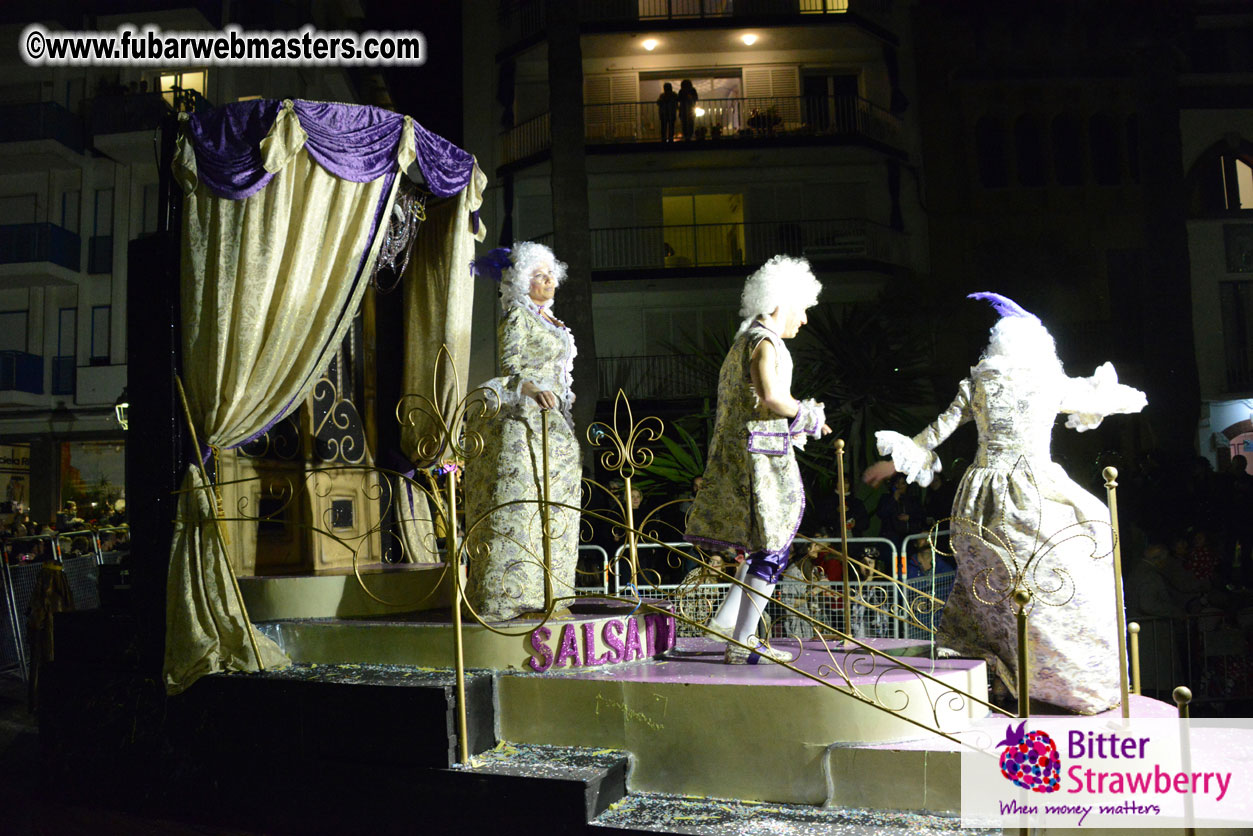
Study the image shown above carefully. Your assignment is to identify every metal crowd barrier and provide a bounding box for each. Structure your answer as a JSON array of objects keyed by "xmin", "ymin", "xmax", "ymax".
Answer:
[
  {"xmin": 576, "ymin": 544, "xmax": 611, "ymax": 594},
  {"xmin": 1128, "ymin": 612, "xmax": 1253, "ymax": 706},
  {"xmin": 578, "ymin": 535, "xmax": 967, "ymax": 641},
  {"xmin": 0, "ymin": 525, "xmax": 128, "ymax": 680},
  {"xmin": 0, "ymin": 558, "xmax": 23, "ymax": 677}
]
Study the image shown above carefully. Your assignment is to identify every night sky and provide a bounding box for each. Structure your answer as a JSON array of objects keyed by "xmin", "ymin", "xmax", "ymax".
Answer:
[{"xmin": 370, "ymin": 2, "xmax": 464, "ymax": 146}]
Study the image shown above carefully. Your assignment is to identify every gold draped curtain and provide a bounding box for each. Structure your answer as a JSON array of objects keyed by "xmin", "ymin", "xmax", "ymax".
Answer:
[
  {"xmin": 164, "ymin": 102, "xmax": 484, "ymax": 694},
  {"xmin": 396, "ymin": 166, "xmax": 487, "ymax": 562}
]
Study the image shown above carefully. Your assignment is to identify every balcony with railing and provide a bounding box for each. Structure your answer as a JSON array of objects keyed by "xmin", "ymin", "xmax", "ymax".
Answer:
[
  {"xmin": 502, "ymin": 112, "xmax": 551, "ymax": 165},
  {"xmin": 88, "ymin": 92, "xmax": 172, "ymax": 164},
  {"xmin": 499, "ymin": 0, "xmax": 890, "ymax": 45},
  {"xmin": 0, "ymin": 101, "xmax": 85, "ymax": 156},
  {"xmin": 0, "ymin": 223, "xmax": 81, "ymax": 275},
  {"xmin": 598, "ymin": 353, "xmax": 714, "ymax": 400},
  {"xmin": 586, "ymin": 0, "xmax": 861, "ymax": 21},
  {"xmin": 0, "ymin": 351, "xmax": 43, "ymax": 396},
  {"xmin": 501, "ymin": 94, "xmax": 901, "ymax": 166},
  {"xmin": 88, "ymin": 92, "xmax": 170, "ymax": 136},
  {"xmin": 590, "ymin": 218, "xmax": 905, "ymax": 273}
]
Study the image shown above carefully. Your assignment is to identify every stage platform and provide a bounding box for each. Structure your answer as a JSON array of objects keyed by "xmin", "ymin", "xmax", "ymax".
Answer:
[
  {"xmin": 257, "ymin": 597, "xmax": 680, "ymax": 671},
  {"xmin": 496, "ymin": 635, "xmax": 988, "ymax": 808},
  {"xmin": 255, "ymin": 583, "xmax": 990, "ymax": 809},
  {"xmin": 238, "ymin": 562, "xmax": 452, "ymax": 620},
  {"xmin": 221, "ymin": 572, "xmax": 1214, "ymax": 829}
]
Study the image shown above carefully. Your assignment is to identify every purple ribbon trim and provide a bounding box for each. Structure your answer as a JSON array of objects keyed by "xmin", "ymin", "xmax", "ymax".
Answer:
[
  {"xmin": 747, "ymin": 431, "xmax": 790, "ymax": 456},
  {"xmin": 381, "ymin": 449, "xmax": 421, "ymax": 517}
]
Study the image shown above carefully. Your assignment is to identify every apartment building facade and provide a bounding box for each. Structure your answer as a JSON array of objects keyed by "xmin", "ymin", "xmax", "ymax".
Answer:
[
  {"xmin": 1179, "ymin": 2, "xmax": 1253, "ymax": 465},
  {"xmin": 464, "ymin": 0, "xmax": 928, "ymax": 410},
  {"xmin": 0, "ymin": 2, "xmax": 374, "ymax": 524}
]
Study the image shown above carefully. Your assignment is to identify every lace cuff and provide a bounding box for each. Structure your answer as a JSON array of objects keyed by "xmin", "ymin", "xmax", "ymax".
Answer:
[
  {"xmin": 875, "ymin": 430, "xmax": 940, "ymax": 488},
  {"xmin": 1064, "ymin": 362, "xmax": 1148, "ymax": 433},
  {"xmin": 789, "ymin": 399, "xmax": 826, "ymax": 449}
]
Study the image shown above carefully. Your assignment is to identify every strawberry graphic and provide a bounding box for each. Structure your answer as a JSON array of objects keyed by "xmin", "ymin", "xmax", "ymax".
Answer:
[{"xmin": 996, "ymin": 721, "xmax": 1061, "ymax": 793}]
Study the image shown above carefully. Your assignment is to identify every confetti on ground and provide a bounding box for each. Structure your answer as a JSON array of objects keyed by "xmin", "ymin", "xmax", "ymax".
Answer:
[
  {"xmin": 590, "ymin": 792, "xmax": 1002, "ymax": 835},
  {"xmin": 226, "ymin": 661, "xmax": 466, "ymax": 688},
  {"xmin": 452, "ymin": 741, "xmax": 629, "ymax": 782}
]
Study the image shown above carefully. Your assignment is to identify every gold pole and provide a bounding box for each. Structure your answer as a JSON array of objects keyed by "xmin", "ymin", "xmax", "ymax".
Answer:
[
  {"xmin": 1103, "ymin": 466, "xmax": 1131, "ymax": 719},
  {"xmin": 1173, "ymin": 686, "xmax": 1195, "ymax": 836},
  {"xmin": 173, "ymin": 375, "xmax": 264, "ymax": 671},
  {"xmin": 1172, "ymin": 684, "xmax": 1191, "ymax": 719},
  {"xmin": 447, "ymin": 465, "xmax": 469, "ymax": 764},
  {"xmin": 623, "ymin": 474, "xmax": 638, "ymax": 587},
  {"xmin": 1014, "ymin": 588, "xmax": 1031, "ymax": 718},
  {"xmin": 541, "ymin": 408, "xmax": 553, "ymax": 609},
  {"xmin": 835, "ymin": 439, "xmax": 851, "ymax": 636},
  {"xmin": 1128, "ymin": 622, "xmax": 1141, "ymax": 696}
]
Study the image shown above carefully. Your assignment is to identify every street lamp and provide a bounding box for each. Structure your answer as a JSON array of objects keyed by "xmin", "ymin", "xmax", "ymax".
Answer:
[{"xmin": 114, "ymin": 387, "xmax": 129, "ymax": 431}]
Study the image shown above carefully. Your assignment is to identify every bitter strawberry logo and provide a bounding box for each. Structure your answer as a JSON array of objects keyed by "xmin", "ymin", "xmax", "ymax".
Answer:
[{"xmin": 997, "ymin": 721, "xmax": 1061, "ymax": 793}]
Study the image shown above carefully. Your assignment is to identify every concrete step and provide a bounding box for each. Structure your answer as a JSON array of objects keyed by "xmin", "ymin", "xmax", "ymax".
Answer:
[{"xmin": 455, "ymin": 741, "xmax": 631, "ymax": 825}]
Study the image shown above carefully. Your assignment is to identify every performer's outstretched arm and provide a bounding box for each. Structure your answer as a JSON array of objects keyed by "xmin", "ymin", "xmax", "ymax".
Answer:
[
  {"xmin": 865, "ymin": 379, "xmax": 973, "ymax": 488},
  {"xmin": 1058, "ymin": 361, "xmax": 1147, "ymax": 432}
]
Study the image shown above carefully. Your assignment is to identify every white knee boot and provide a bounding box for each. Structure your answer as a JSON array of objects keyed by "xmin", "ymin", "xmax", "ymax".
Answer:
[
  {"xmin": 708, "ymin": 560, "xmax": 749, "ymax": 635},
  {"xmin": 724, "ymin": 574, "xmax": 795, "ymax": 664}
]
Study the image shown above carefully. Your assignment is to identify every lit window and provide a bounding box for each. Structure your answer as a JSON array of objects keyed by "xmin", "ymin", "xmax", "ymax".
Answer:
[
  {"xmin": 661, "ymin": 193, "xmax": 746, "ymax": 268},
  {"xmin": 1225, "ymin": 158, "xmax": 1253, "ymax": 210},
  {"xmin": 799, "ymin": 0, "xmax": 849, "ymax": 12},
  {"xmin": 158, "ymin": 71, "xmax": 207, "ymax": 109}
]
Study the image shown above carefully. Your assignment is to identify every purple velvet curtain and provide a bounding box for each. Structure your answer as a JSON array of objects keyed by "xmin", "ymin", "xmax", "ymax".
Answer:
[
  {"xmin": 180, "ymin": 98, "xmax": 477, "ymax": 448},
  {"xmin": 183, "ymin": 98, "xmax": 475, "ymax": 199}
]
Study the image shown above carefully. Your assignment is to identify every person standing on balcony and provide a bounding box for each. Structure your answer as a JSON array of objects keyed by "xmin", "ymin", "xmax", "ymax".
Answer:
[
  {"xmin": 678, "ymin": 79, "xmax": 699, "ymax": 140},
  {"xmin": 657, "ymin": 82, "xmax": 679, "ymax": 143},
  {"xmin": 863, "ymin": 293, "xmax": 1147, "ymax": 713},
  {"xmin": 463, "ymin": 243, "xmax": 582, "ymax": 622},
  {"xmin": 686, "ymin": 255, "xmax": 831, "ymax": 664}
]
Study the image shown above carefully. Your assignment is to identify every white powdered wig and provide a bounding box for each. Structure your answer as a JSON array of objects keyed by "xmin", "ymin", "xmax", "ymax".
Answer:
[
  {"xmin": 500, "ymin": 241, "xmax": 568, "ymax": 310},
  {"xmin": 980, "ymin": 313, "xmax": 1063, "ymax": 373},
  {"xmin": 737, "ymin": 255, "xmax": 822, "ymax": 334}
]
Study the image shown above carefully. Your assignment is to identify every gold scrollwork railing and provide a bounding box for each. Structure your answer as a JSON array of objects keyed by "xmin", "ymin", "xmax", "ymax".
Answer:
[{"xmin": 172, "ymin": 347, "xmax": 1148, "ymax": 765}]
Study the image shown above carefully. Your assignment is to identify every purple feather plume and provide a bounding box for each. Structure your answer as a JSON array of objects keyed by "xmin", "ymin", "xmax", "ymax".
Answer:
[
  {"xmin": 967, "ymin": 291, "xmax": 1039, "ymax": 322},
  {"xmin": 470, "ymin": 247, "xmax": 513, "ymax": 282}
]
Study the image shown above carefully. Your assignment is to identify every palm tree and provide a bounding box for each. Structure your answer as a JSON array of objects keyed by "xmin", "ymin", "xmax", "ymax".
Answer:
[{"xmin": 794, "ymin": 301, "xmax": 934, "ymax": 485}]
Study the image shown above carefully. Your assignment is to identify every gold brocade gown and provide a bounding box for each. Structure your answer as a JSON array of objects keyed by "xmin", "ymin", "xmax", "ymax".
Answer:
[
  {"xmin": 463, "ymin": 302, "xmax": 582, "ymax": 621},
  {"xmin": 878, "ymin": 358, "xmax": 1145, "ymax": 714}
]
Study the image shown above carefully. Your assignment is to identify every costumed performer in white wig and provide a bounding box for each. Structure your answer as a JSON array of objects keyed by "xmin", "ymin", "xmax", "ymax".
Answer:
[
  {"xmin": 864, "ymin": 293, "xmax": 1146, "ymax": 713},
  {"xmin": 686, "ymin": 255, "xmax": 831, "ymax": 664},
  {"xmin": 463, "ymin": 243, "xmax": 581, "ymax": 621}
]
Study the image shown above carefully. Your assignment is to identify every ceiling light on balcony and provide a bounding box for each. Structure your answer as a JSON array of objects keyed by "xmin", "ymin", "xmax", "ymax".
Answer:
[
  {"xmin": 741, "ymin": 33, "xmax": 758, "ymax": 46},
  {"xmin": 642, "ymin": 38, "xmax": 659, "ymax": 51},
  {"xmin": 694, "ymin": 107, "xmax": 706, "ymax": 117}
]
